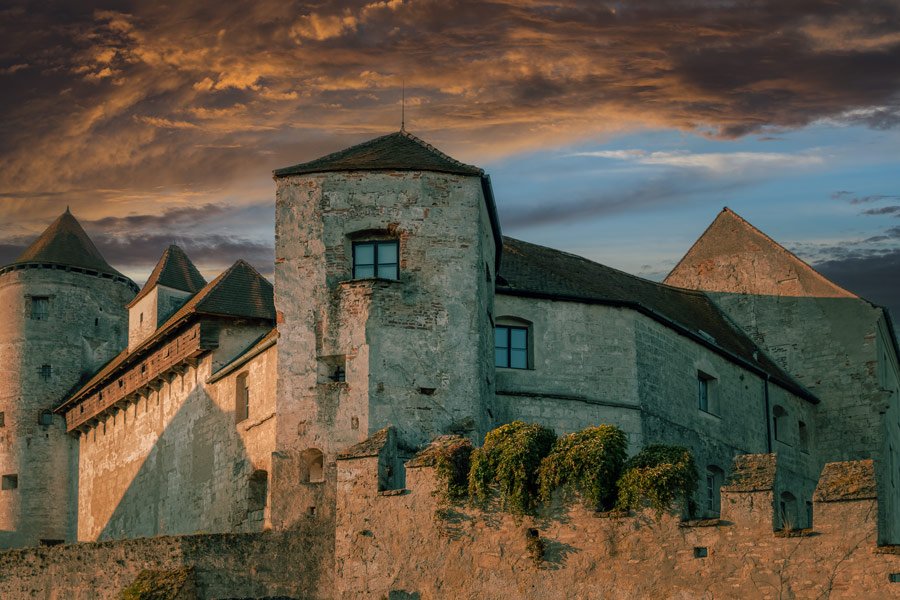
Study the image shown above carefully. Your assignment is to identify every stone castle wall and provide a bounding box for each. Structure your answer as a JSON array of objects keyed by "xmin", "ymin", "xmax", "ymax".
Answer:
[
  {"xmin": 76, "ymin": 337, "xmax": 277, "ymax": 541},
  {"xmin": 0, "ymin": 268, "xmax": 133, "ymax": 548},
  {"xmin": 334, "ymin": 453, "xmax": 900, "ymax": 600},
  {"xmin": 274, "ymin": 170, "xmax": 496, "ymax": 531},
  {"xmin": 0, "ymin": 527, "xmax": 329, "ymax": 600}
]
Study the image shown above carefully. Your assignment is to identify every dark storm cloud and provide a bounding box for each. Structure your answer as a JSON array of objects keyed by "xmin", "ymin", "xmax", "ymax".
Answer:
[
  {"xmin": 816, "ymin": 249, "xmax": 900, "ymax": 320},
  {"xmin": 861, "ymin": 206, "xmax": 900, "ymax": 216},
  {"xmin": 1, "ymin": 0, "xmax": 899, "ymax": 273}
]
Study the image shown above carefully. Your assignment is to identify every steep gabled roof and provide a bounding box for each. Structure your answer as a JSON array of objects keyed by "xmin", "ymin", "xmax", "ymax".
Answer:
[
  {"xmin": 664, "ymin": 207, "xmax": 857, "ymax": 298},
  {"xmin": 58, "ymin": 260, "xmax": 275, "ymax": 410},
  {"xmin": 273, "ymin": 130, "xmax": 484, "ymax": 178},
  {"xmin": 9, "ymin": 208, "xmax": 125, "ymax": 277},
  {"xmin": 497, "ymin": 236, "xmax": 816, "ymax": 402},
  {"xmin": 127, "ymin": 245, "xmax": 207, "ymax": 307}
]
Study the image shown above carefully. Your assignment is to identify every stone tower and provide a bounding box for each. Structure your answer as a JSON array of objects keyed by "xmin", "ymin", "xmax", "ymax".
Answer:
[
  {"xmin": 0, "ymin": 209, "xmax": 136, "ymax": 548},
  {"xmin": 271, "ymin": 131, "xmax": 500, "ymax": 527}
]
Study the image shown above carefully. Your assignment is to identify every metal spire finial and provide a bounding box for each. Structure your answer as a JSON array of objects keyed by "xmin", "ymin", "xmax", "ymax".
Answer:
[{"xmin": 401, "ymin": 79, "xmax": 406, "ymax": 131}]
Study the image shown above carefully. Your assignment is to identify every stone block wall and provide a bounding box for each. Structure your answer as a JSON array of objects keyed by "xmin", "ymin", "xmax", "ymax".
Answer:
[
  {"xmin": 334, "ymin": 449, "xmax": 900, "ymax": 600},
  {"xmin": 0, "ymin": 268, "xmax": 133, "ymax": 548},
  {"xmin": 0, "ymin": 528, "xmax": 328, "ymax": 600},
  {"xmin": 76, "ymin": 340, "xmax": 277, "ymax": 541}
]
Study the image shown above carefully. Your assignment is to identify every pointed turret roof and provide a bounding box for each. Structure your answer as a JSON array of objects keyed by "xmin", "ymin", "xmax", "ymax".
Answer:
[
  {"xmin": 128, "ymin": 245, "xmax": 206, "ymax": 307},
  {"xmin": 664, "ymin": 207, "xmax": 857, "ymax": 298},
  {"xmin": 273, "ymin": 130, "xmax": 484, "ymax": 178},
  {"xmin": 10, "ymin": 208, "xmax": 125, "ymax": 277}
]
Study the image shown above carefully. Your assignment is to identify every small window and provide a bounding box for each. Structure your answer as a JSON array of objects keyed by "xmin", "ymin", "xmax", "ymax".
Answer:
[
  {"xmin": 38, "ymin": 364, "xmax": 52, "ymax": 380},
  {"xmin": 706, "ymin": 465, "xmax": 725, "ymax": 514},
  {"xmin": 235, "ymin": 372, "xmax": 250, "ymax": 423},
  {"xmin": 1, "ymin": 474, "xmax": 18, "ymax": 490},
  {"xmin": 798, "ymin": 420, "xmax": 809, "ymax": 453},
  {"xmin": 353, "ymin": 240, "xmax": 399, "ymax": 280},
  {"xmin": 140, "ymin": 312, "xmax": 144, "ymax": 325},
  {"xmin": 0, "ymin": 412, "xmax": 4, "ymax": 427},
  {"xmin": 30, "ymin": 296, "xmax": 49, "ymax": 320},
  {"xmin": 773, "ymin": 405, "xmax": 788, "ymax": 444},
  {"xmin": 248, "ymin": 469, "xmax": 268, "ymax": 513},
  {"xmin": 38, "ymin": 410, "xmax": 53, "ymax": 427},
  {"xmin": 495, "ymin": 325, "xmax": 528, "ymax": 369},
  {"xmin": 693, "ymin": 547, "xmax": 708, "ymax": 558},
  {"xmin": 698, "ymin": 371, "xmax": 718, "ymax": 414}
]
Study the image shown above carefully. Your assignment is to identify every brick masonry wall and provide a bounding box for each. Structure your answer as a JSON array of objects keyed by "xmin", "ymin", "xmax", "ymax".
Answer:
[
  {"xmin": 0, "ymin": 527, "xmax": 328, "ymax": 600},
  {"xmin": 335, "ymin": 458, "xmax": 900, "ymax": 600}
]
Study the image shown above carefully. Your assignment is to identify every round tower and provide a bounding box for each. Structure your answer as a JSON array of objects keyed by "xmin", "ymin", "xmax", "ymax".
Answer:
[{"xmin": 0, "ymin": 209, "xmax": 137, "ymax": 548}]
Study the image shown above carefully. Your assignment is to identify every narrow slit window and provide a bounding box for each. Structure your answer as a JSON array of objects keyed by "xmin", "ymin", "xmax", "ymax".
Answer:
[
  {"xmin": 353, "ymin": 240, "xmax": 399, "ymax": 280},
  {"xmin": 235, "ymin": 372, "xmax": 250, "ymax": 423},
  {"xmin": 495, "ymin": 325, "xmax": 528, "ymax": 369}
]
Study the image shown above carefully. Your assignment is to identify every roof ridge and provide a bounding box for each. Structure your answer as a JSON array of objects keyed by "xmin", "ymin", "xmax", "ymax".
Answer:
[
  {"xmin": 668, "ymin": 207, "xmax": 858, "ymax": 298},
  {"xmin": 127, "ymin": 244, "xmax": 206, "ymax": 308}
]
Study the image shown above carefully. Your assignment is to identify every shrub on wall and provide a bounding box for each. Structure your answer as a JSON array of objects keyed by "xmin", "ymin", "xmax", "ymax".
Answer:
[
  {"xmin": 616, "ymin": 445, "xmax": 698, "ymax": 515},
  {"xmin": 433, "ymin": 437, "xmax": 475, "ymax": 502},
  {"xmin": 468, "ymin": 421, "xmax": 556, "ymax": 515},
  {"xmin": 537, "ymin": 425, "xmax": 628, "ymax": 510}
]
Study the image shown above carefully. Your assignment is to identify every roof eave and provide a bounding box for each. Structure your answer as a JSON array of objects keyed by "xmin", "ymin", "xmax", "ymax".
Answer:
[{"xmin": 495, "ymin": 286, "xmax": 819, "ymax": 404}]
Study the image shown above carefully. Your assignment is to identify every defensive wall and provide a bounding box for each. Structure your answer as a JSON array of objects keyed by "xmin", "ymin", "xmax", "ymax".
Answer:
[{"xmin": 2, "ymin": 442, "xmax": 900, "ymax": 599}]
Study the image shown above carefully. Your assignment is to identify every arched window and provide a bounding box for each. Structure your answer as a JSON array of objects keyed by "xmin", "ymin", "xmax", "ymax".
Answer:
[
  {"xmin": 301, "ymin": 448, "xmax": 325, "ymax": 484},
  {"xmin": 705, "ymin": 465, "xmax": 725, "ymax": 515},
  {"xmin": 235, "ymin": 372, "xmax": 250, "ymax": 423},
  {"xmin": 773, "ymin": 405, "xmax": 788, "ymax": 444},
  {"xmin": 779, "ymin": 491, "xmax": 797, "ymax": 530}
]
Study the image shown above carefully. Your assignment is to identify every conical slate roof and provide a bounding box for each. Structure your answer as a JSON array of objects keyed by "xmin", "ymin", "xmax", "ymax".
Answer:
[
  {"xmin": 128, "ymin": 245, "xmax": 206, "ymax": 307},
  {"xmin": 10, "ymin": 208, "xmax": 124, "ymax": 277},
  {"xmin": 273, "ymin": 130, "xmax": 484, "ymax": 177},
  {"xmin": 664, "ymin": 207, "xmax": 857, "ymax": 298}
]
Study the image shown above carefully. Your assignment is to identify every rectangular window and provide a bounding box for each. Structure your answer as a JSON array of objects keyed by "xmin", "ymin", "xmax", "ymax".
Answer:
[
  {"xmin": 697, "ymin": 371, "xmax": 717, "ymax": 414},
  {"xmin": 495, "ymin": 326, "xmax": 528, "ymax": 369},
  {"xmin": 235, "ymin": 372, "xmax": 250, "ymax": 423},
  {"xmin": 30, "ymin": 296, "xmax": 49, "ymax": 320},
  {"xmin": 1, "ymin": 474, "xmax": 18, "ymax": 490},
  {"xmin": 353, "ymin": 240, "xmax": 399, "ymax": 280},
  {"xmin": 0, "ymin": 411, "xmax": 4, "ymax": 427},
  {"xmin": 38, "ymin": 364, "xmax": 52, "ymax": 380}
]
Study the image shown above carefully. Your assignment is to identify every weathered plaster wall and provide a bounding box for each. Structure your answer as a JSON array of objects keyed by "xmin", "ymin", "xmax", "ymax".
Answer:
[
  {"xmin": 634, "ymin": 314, "xmax": 819, "ymax": 519},
  {"xmin": 274, "ymin": 170, "xmax": 496, "ymax": 535},
  {"xmin": 0, "ymin": 268, "xmax": 132, "ymax": 548},
  {"xmin": 0, "ymin": 528, "xmax": 328, "ymax": 600},
  {"xmin": 492, "ymin": 295, "xmax": 642, "ymax": 449},
  {"xmin": 76, "ymin": 338, "xmax": 276, "ymax": 541},
  {"xmin": 335, "ymin": 457, "xmax": 900, "ymax": 600}
]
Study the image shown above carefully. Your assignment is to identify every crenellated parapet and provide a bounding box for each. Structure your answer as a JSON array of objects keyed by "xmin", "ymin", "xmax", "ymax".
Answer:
[{"xmin": 333, "ymin": 433, "xmax": 900, "ymax": 599}]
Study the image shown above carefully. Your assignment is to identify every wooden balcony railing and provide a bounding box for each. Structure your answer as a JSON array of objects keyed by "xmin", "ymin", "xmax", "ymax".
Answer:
[{"xmin": 65, "ymin": 322, "xmax": 218, "ymax": 432}]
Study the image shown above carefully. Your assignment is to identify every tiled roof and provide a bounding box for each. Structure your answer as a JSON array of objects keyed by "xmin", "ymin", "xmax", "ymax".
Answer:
[
  {"xmin": 273, "ymin": 130, "xmax": 484, "ymax": 178},
  {"xmin": 497, "ymin": 237, "xmax": 816, "ymax": 402},
  {"xmin": 337, "ymin": 427, "xmax": 394, "ymax": 459},
  {"xmin": 8, "ymin": 209, "xmax": 125, "ymax": 278},
  {"xmin": 59, "ymin": 260, "xmax": 274, "ymax": 409},
  {"xmin": 128, "ymin": 245, "xmax": 206, "ymax": 307}
]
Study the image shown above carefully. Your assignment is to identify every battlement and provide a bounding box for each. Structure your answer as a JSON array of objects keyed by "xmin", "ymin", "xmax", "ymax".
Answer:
[{"xmin": 333, "ymin": 433, "xmax": 900, "ymax": 599}]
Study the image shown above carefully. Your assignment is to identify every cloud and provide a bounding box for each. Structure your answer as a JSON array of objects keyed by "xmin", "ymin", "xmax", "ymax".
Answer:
[
  {"xmin": 573, "ymin": 149, "xmax": 823, "ymax": 174},
  {"xmin": 832, "ymin": 191, "xmax": 900, "ymax": 205},
  {"xmin": 815, "ymin": 249, "xmax": 900, "ymax": 320},
  {"xmin": 861, "ymin": 206, "xmax": 900, "ymax": 216}
]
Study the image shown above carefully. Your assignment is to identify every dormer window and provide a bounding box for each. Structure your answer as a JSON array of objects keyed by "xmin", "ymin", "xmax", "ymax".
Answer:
[{"xmin": 353, "ymin": 240, "xmax": 398, "ymax": 280}]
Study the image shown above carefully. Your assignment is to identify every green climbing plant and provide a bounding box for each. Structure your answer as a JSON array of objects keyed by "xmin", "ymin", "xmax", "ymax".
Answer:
[
  {"xmin": 537, "ymin": 424, "xmax": 628, "ymax": 510},
  {"xmin": 433, "ymin": 436, "xmax": 474, "ymax": 502},
  {"xmin": 616, "ymin": 444, "xmax": 699, "ymax": 515},
  {"xmin": 468, "ymin": 421, "xmax": 556, "ymax": 515}
]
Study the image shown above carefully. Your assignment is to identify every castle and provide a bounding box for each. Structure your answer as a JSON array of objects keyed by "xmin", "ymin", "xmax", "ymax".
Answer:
[{"xmin": 1, "ymin": 130, "xmax": 899, "ymax": 598}]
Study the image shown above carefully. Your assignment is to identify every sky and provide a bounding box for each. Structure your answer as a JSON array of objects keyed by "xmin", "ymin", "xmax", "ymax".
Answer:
[{"xmin": 0, "ymin": 0, "xmax": 898, "ymax": 316}]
